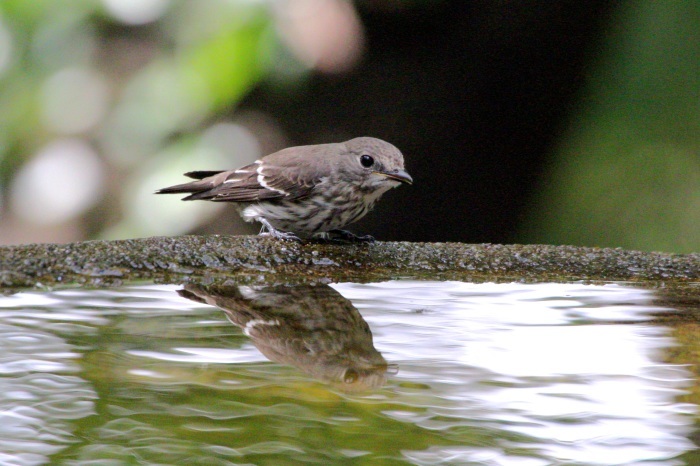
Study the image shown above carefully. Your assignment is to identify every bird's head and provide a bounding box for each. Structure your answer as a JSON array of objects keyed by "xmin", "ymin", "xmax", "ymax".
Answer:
[{"xmin": 342, "ymin": 137, "xmax": 413, "ymax": 191}]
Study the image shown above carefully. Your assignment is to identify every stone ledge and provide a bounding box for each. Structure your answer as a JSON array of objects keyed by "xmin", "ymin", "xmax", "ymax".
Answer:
[{"xmin": 1, "ymin": 235, "xmax": 699, "ymax": 291}]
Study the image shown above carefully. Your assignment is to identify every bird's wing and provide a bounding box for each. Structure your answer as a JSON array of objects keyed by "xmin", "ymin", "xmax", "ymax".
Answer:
[
  {"xmin": 198, "ymin": 151, "xmax": 331, "ymax": 202},
  {"xmin": 157, "ymin": 143, "xmax": 337, "ymax": 203}
]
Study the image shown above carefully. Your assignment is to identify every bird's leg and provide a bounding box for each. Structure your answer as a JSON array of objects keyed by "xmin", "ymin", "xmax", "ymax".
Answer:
[
  {"xmin": 257, "ymin": 218, "xmax": 302, "ymax": 242},
  {"xmin": 328, "ymin": 229, "xmax": 375, "ymax": 243}
]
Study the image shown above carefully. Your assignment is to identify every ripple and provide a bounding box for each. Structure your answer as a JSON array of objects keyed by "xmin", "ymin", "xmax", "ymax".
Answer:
[
  {"xmin": 0, "ymin": 281, "xmax": 697, "ymax": 465},
  {"xmin": 0, "ymin": 373, "xmax": 95, "ymax": 466}
]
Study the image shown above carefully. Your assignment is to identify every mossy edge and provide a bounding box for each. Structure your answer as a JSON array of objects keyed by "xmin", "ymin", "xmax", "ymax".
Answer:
[{"xmin": 1, "ymin": 235, "xmax": 699, "ymax": 292}]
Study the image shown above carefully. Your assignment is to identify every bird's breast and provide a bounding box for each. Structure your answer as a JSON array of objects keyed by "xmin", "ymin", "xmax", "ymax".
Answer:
[{"xmin": 240, "ymin": 180, "xmax": 393, "ymax": 235}]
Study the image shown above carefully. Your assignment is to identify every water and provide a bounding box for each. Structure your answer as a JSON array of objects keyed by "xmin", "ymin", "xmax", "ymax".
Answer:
[{"xmin": 0, "ymin": 281, "xmax": 697, "ymax": 465}]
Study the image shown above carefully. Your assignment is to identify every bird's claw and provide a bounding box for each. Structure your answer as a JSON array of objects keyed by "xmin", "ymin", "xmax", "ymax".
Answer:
[
  {"xmin": 328, "ymin": 229, "xmax": 375, "ymax": 243},
  {"xmin": 260, "ymin": 230, "xmax": 302, "ymax": 242},
  {"xmin": 258, "ymin": 219, "xmax": 302, "ymax": 242}
]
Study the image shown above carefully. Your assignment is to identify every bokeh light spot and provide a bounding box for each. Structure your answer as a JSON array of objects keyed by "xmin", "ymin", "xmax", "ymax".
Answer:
[
  {"xmin": 275, "ymin": 0, "xmax": 363, "ymax": 73},
  {"xmin": 102, "ymin": 0, "xmax": 170, "ymax": 26},
  {"xmin": 11, "ymin": 139, "xmax": 105, "ymax": 225},
  {"xmin": 41, "ymin": 67, "xmax": 109, "ymax": 135}
]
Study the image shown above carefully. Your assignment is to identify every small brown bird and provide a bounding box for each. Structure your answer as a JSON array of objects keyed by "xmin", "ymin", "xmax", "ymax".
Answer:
[
  {"xmin": 156, "ymin": 137, "xmax": 412, "ymax": 241},
  {"xmin": 178, "ymin": 283, "xmax": 391, "ymax": 391}
]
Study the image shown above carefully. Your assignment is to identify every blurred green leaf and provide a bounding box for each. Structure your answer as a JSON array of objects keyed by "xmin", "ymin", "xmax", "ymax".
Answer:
[{"xmin": 179, "ymin": 12, "xmax": 272, "ymax": 113}]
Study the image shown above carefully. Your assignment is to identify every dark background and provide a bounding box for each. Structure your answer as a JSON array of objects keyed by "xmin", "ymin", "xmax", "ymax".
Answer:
[{"xmin": 242, "ymin": 1, "xmax": 615, "ymax": 242}]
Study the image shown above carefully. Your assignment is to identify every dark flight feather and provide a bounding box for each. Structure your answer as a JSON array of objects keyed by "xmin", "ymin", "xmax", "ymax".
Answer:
[{"xmin": 185, "ymin": 170, "xmax": 225, "ymax": 180}]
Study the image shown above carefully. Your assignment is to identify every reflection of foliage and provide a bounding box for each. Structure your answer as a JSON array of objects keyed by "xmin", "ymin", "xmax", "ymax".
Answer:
[
  {"xmin": 0, "ymin": 0, "xmax": 280, "ymax": 241},
  {"xmin": 666, "ymin": 323, "xmax": 700, "ymax": 406}
]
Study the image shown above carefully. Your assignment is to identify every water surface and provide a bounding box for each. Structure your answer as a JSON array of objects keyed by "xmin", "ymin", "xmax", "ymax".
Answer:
[{"xmin": 0, "ymin": 281, "xmax": 697, "ymax": 465}]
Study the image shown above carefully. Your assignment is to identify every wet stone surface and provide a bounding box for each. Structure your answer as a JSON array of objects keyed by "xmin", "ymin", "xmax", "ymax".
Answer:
[{"xmin": 1, "ymin": 235, "xmax": 700, "ymax": 292}]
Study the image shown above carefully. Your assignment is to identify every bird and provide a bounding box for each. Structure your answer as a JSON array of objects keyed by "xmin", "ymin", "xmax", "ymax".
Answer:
[
  {"xmin": 156, "ymin": 137, "xmax": 412, "ymax": 242},
  {"xmin": 178, "ymin": 283, "xmax": 391, "ymax": 391}
]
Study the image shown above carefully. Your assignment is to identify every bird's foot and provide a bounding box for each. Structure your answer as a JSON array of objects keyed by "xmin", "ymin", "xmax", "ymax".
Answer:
[
  {"xmin": 260, "ymin": 230, "xmax": 302, "ymax": 242},
  {"xmin": 328, "ymin": 229, "xmax": 375, "ymax": 243},
  {"xmin": 258, "ymin": 219, "xmax": 302, "ymax": 242}
]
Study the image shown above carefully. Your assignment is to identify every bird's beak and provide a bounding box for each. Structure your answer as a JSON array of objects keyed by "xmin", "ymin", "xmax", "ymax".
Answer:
[{"xmin": 377, "ymin": 169, "xmax": 413, "ymax": 185}]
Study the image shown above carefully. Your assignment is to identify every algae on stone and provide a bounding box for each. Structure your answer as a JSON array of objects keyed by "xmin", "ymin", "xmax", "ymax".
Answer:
[{"xmin": 1, "ymin": 235, "xmax": 699, "ymax": 292}]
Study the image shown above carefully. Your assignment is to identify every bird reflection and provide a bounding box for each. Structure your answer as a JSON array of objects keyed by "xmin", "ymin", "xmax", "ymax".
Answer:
[{"xmin": 178, "ymin": 283, "xmax": 392, "ymax": 391}]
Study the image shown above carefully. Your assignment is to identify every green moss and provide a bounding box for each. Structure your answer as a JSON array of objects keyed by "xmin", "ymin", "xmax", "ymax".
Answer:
[{"xmin": 1, "ymin": 236, "xmax": 699, "ymax": 293}]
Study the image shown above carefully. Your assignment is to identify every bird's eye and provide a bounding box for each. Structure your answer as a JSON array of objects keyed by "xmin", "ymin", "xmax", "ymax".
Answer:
[
  {"xmin": 343, "ymin": 368, "xmax": 359, "ymax": 384},
  {"xmin": 360, "ymin": 154, "xmax": 374, "ymax": 168}
]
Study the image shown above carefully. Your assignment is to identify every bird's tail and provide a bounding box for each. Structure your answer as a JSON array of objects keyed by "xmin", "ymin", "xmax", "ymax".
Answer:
[
  {"xmin": 184, "ymin": 170, "xmax": 225, "ymax": 180},
  {"xmin": 155, "ymin": 170, "xmax": 225, "ymax": 200}
]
